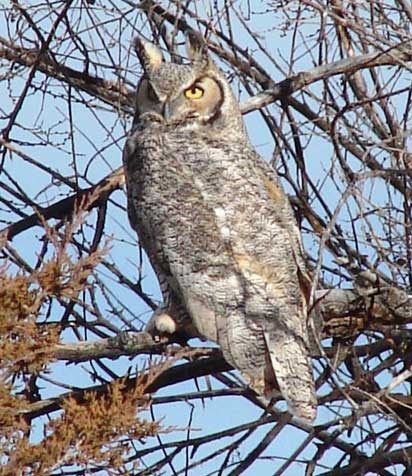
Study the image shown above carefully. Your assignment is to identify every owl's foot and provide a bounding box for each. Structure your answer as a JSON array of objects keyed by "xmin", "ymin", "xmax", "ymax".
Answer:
[
  {"xmin": 145, "ymin": 311, "xmax": 177, "ymax": 343},
  {"xmin": 145, "ymin": 307, "xmax": 200, "ymax": 345}
]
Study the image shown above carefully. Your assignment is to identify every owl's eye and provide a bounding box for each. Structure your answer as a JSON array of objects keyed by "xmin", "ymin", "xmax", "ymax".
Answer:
[{"xmin": 184, "ymin": 85, "xmax": 204, "ymax": 100}]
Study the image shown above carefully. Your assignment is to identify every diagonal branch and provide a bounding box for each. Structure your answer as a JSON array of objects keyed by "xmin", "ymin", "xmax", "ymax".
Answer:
[
  {"xmin": 240, "ymin": 44, "xmax": 412, "ymax": 113},
  {"xmin": 1, "ymin": 165, "xmax": 124, "ymax": 241},
  {"xmin": 318, "ymin": 445, "xmax": 412, "ymax": 476},
  {"xmin": 0, "ymin": 38, "xmax": 133, "ymax": 113},
  {"xmin": 22, "ymin": 351, "xmax": 232, "ymax": 422},
  {"xmin": 1, "ymin": 36, "xmax": 411, "ymax": 119}
]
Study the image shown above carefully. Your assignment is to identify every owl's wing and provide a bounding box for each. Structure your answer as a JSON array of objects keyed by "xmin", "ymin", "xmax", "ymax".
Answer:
[
  {"xmin": 254, "ymin": 155, "xmax": 312, "ymax": 290},
  {"xmin": 165, "ymin": 154, "xmax": 316, "ymax": 421},
  {"xmin": 248, "ymin": 154, "xmax": 316, "ymax": 421}
]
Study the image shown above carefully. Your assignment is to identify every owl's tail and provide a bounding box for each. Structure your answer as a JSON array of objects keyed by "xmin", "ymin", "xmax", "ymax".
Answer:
[{"xmin": 263, "ymin": 330, "xmax": 317, "ymax": 423}]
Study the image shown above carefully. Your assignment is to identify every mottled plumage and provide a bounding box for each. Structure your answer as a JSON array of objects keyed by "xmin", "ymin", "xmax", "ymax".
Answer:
[{"xmin": 123, "ymin": 33, "xmax": 317, "ymax": 421}]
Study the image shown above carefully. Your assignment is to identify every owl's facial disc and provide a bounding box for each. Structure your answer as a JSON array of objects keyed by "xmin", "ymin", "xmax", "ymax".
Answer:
[{"xmin": 136, "ymin": 71, "xmax": 223, "ymax": 125}]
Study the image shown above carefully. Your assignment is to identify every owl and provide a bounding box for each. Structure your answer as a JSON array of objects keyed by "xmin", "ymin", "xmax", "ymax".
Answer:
[{"xmin": 123, "ymin": 32, "xmax": 317, "ymax": 422}]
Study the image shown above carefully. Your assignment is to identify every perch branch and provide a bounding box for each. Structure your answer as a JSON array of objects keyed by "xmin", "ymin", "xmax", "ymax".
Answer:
[
  {"xmin": 14, "ymin": 287, "xmax": 411, "ymax": 438},
  {"xmin": 32, "ymin": 287, "xmax": 412, "ymax": 366}
]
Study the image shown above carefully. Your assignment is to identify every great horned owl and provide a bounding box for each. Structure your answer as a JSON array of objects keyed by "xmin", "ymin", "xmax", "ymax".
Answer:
[{"xmin": 123, "ymin": 32, "xmax": 317, "ymax": 422}]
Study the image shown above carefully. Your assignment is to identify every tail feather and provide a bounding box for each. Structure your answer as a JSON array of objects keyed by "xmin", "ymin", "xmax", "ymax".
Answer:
[{"xmin": 264, "ymin": 331, "xmax": 317, "ymax": 422}]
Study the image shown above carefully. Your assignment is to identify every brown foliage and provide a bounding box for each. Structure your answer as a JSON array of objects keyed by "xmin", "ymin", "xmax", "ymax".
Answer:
[
  {"xmin": 0, "ymin": 220, "xmax": 166, "ymax": 473},
  {"xmin": 4, "ymin": 379, "xmax": 160, "ymax": 475}
]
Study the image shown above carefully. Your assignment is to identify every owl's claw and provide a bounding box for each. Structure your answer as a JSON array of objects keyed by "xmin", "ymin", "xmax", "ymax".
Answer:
[
  {"xmin": 145, "ymin": 308, "xmax": 201, "ymax": 345},
  {"xmin": 145, "ymin": 310, "xmax": 177, "ymax": 338}
]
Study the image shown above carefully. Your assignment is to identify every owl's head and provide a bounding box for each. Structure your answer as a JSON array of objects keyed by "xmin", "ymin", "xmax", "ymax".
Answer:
[{"xmin": 133, "ymin": 32, "xmax": 244, "ymax": 132}]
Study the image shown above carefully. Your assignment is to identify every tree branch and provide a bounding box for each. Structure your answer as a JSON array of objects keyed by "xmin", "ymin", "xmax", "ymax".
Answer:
[
  {"xmin": 0, "ymin": 38, "xmax": 133, "ymax": 112},
  {"xmin": 318, "ymin": 445, "xmax": 412, "ymax": 476},
  {"xmin": 240, "ymin": 43, "xmax": 412, "ymax": 113},
  {"xmin": 1, "ymin": 37, "xmax": 411, "ymax": 119},
  {"xmin": 18, "ymin": 287, "xmax": 408, "ymax": 369},
  {"xmin": 1, "ymin": 164, "xmax": 124, "ymax": 241}
]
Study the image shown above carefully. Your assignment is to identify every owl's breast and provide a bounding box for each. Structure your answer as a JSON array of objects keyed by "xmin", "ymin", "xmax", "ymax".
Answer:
[
  {"xmin": 129, "ymin": 126, "xmax": 295, "ymax": 250},
  {"xmin": 125, "ymin": 127, "xmax": 233, "ymax": 272}
]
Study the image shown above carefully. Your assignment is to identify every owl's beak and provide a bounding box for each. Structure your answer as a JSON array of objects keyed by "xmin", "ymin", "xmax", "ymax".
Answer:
[
  {"xmin": 162, "ymin": 96, "xmax": 188, "ymax": 121},
  {"xmin": 162, "ymin": 102, "xmax": 172, "ymax": 121}
]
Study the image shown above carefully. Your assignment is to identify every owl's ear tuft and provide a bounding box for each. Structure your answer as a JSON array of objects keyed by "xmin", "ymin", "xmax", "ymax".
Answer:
[
  {"xmin": 186, "ymin": 30, "xmax": 209, "ymax": 65},
  {"xmin": 134, "ymin": 37, "xmax": 164, "ymax": 72}
]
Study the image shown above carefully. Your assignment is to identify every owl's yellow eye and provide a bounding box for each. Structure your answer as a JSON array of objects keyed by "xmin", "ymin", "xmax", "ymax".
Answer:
[{"xmin": 184, "ymin": 85, "xmax": 204, "ymax": 100}]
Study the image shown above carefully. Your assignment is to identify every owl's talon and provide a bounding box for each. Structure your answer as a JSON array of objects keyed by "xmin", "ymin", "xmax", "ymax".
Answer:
[{"xmin": 145, "ymin": 311, "xmax": 177, "ymax": 337}]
